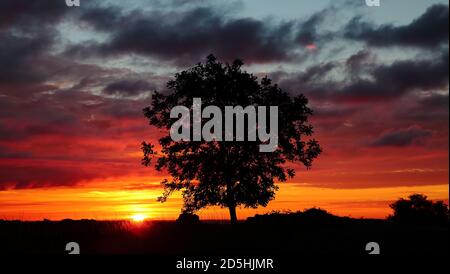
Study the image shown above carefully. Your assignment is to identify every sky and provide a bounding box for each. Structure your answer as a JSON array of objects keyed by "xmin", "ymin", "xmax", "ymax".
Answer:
[{"xmin": 0, "ymin": 0, "xmax": 448, "ymax": 220}]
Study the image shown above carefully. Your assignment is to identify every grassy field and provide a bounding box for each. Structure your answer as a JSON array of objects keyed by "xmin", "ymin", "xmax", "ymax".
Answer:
[{"xmin": 1, "ymin": 210, "xmax": 448, "ymax": 255}]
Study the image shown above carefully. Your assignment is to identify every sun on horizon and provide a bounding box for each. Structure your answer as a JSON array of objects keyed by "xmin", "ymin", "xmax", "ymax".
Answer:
[{"xmin": 130, "ymin": 213, "xmax": 147, "ymax": 222}]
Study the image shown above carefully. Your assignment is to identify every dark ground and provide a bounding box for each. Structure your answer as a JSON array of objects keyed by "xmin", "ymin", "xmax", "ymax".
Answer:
[{"xmin": 0, "ymin": 211, "xmax": 448, "ymax": 255}]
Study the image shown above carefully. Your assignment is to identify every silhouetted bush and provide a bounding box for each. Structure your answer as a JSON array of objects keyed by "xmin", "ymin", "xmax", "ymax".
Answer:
[
  {"xmin": 388, "ymin": 194, "xmax": 449, "ymax": 226},
  {"xmin": 302, "ymin": 207, "xmax": 336, "ymax": 219},
  {"xmin": 176, "ymin": 213, "xmax": 200, "ymax": 225},
  {"xmin": 246, "ymin": 207, "xmax": 349, "ymax": 226}
]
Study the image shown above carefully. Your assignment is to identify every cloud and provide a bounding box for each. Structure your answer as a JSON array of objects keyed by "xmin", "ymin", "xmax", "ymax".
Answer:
[
  {"xmin": 0, "ymin": 1, "xmax": 72, "ymax": 86},
  {"xmin": 344, "ymin": 4, "xmax": 449, "ymax": 48},
  {"xmin": 0, "ymin": 0, "xmax": 448, "ymax": 192},
  {"xmin": 345, "ymin": 49, "xmax": 374, "ymax": 74},
  {"xmin": 336, "ymin": 50, "xmax": 449, "ymax": 101},
  {"xmin": 0, "ymin": 88, "xmax": 151, "ymax": 190},
  {"xmin": 0, "ymin": 0, "xmax": 69, "ymax": 30},
  {"xmin": 295, "ymin": 6, "xmax": 334, "ymax": 47},
  {"xmin": 66, "ymin": 6, "xmax": 301, "ymax": 65},
  {"xmin": 0, "ymin": 32, "xmax": 55, "ymax": 84},
  {"xmin": 79, "ymin": 5, "xmax": 124, "ymax": 31},
  {"xmin": 419, "ymin": 93, "xmax": 449, "ymax": 110},
  {"xmin": 370, "ymin": 127, "xmax": 433, "ymax": 147},
  {"xmin": 103, "ymin": 79, "xmax": 154, "ymax": 97},
  {"xmin": 280, "ymin": 50, "xmax": 449, "ymax": 102},
  {"xmin": 66, "ymin": 1, "xmax": 349, "ymax": 65},
  {"xmin": 394, "ymin": 94, "xmax": 449, "ymax": 126},
  {"xmin": 0, "ymin": 164, "xmax": 99, "ymax": 190}
]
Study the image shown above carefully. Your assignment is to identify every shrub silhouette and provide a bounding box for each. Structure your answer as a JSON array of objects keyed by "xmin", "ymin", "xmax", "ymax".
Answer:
[
  {"xmin": 246, "ymin": 208, "xmax": 344, "ymax": 226},
  {"xmin": 388, "ymin": 194, "xmax": 449, "ymax": 226},
  {"xmin": 176, "ymin": 213, "xmax": 200, "ymax": 225},
  {"xmin": 142, "ymin": 55, "xmax": 321, "ymax": 224}
]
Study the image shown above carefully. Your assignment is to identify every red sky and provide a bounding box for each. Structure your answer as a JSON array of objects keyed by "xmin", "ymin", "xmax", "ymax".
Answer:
[{"xmin": 0, "ymin": 0, "xmax": 448, "ymax": 221}]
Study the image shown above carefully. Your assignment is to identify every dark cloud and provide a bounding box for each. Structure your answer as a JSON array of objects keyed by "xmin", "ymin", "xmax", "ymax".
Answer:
[
  {"xmin": 0, "ymin": 88, "xmax": 147, "ymax": 144},
  {"xmin": 337, "ymin": 50, "xmax": 449, "ymax": 101},
  {"xmin": 419, "ymin": 93, "xmax": 449, "ymax": 110},
  {"xmin": 296, "ymin": 9, "xmax": 323, "ymax": 46},
  {"xmin": 313, "ymin": 105, "xmax": 359, "ymax": 119},
  {"xmin": 0, "ymin": 84, "xmax": 150, "ymax": 190},
  {"xmin": 99, "ymin": 98, "xmax": 148, "ymax": 119},
  {"xmin": 278, "ymin": 61, "xmax": 338, "ymax": 98},
  {"xmin": 0, "ymin": 164, "xmax": 99, "ymax": 190},
  {"xmin": 344, "ymin": 4, "xmax": 449, "ymax": 48},
  {"xmin": 281, "ymin": 50, "xmax": 449, "ymax": 102},
  {"xmin": 345, "ymin": 49, "xmax": 373, "ymax": 73},
  {"xmin": 67, "ymin": 6, "xmax": 299, "ymax": 64},
  {"xmin": 0, "ymin": 125, "xmax": 27, "ymax": 141},
  {"xmin": 297, "ymin": 62, "xmax": 337, "ymax": 84},
  {"xmin": 295, "ymin": 6, "xmax": 335, "ymax": 47},
  {"xmin": 0, "ymin": 32, "xmax": 55, "ymax": 84},
  {"xmin": 395, "ymin": 94, "xmax": 449, "ymax": 125},
  {"xmin": 103, "ymin": 79, "xmax": 154, "ymax": 97},
  {"xmin": 0, "ymin": 1, "xmax": 71, "ymax": 86},
  {"xmin": 0, "ymin": 145, "xmax": 31, "ymax": 159},
  {"xmin": 0, "ymin": 0, "xmax": 448, "ymax": 192},
  {"xmin": 0, "ymin": 0, "xmax": 68, "ymax": 31},
  {"xmin": 79, "ymin": 5, "xmax": 124, "ymax": 31},
  {"xmin": 370, "ymin": 127, "xmax": 433, "ymax": 147},
  {"xmin": 66, "ymin": 2, "xmax": 348, "ymax": 64}
]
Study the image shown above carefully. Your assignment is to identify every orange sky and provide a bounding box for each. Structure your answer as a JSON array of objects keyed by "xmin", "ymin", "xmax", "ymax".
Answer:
[
  {"xmin": 0, "ymin": 174, "xmax": 448, "ymax": 221},
  {"xmin": 0, "ymin": 104, "xmax": 448, "ymax": 221},
  {"xmin": 0, "ymin": 110, "xmax": 448, "ymax": 221},
  {"xmin": 0, "ymin": 1, "xmax": 448, "ymax": 221}
]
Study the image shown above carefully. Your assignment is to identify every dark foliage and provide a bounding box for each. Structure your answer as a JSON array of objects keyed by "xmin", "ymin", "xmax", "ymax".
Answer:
[
  {"xmin": 176, "ymin": 212, "xmax": 200, "ymax": 225},
  {"xmin": 142, "ymin": 55, "xmax": 321, "ymax": 223},
  {"xmin": 388, "ymin": 194, "xmax": 449, "ymax": 226},
  {"xmin": 1, "ymin": 210, "xmax": 448, "ymax": 255}
]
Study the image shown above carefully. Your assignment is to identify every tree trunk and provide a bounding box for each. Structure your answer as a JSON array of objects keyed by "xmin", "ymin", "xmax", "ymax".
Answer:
[{"xmin": 228, "ymin": 205, "xmax": 238, "ymax": 225}]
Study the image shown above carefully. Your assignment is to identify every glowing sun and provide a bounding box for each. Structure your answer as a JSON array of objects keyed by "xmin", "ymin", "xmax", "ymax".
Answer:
[{"xmin": 131, "ymin": 213, "xmax": 146, "ymax": 222}]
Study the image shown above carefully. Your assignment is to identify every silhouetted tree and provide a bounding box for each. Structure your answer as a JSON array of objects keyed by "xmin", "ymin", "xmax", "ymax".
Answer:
[
  {"xmin": 142, "ymin": 55, "xmax": 321, "ymax": 224},
  {"xmin": 388, "ymin": 194, "xmax": 449, "ymax": 226}
]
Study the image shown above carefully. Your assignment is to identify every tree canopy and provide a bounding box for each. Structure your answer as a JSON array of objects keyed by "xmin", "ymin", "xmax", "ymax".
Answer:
[{"xmin": 389, "ymin": 194, "xmax": 449, "ymax": 225}]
